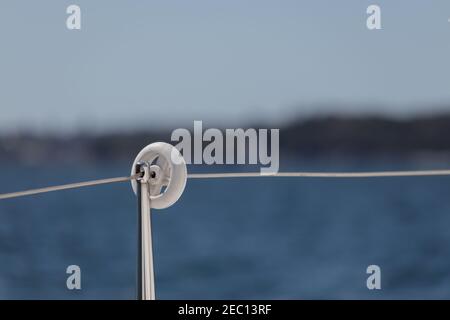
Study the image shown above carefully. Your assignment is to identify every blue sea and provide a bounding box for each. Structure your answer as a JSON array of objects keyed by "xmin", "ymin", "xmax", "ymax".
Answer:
[{"xmin": 1, "ymin": 156, "xmax": 450, "ymax": 299}]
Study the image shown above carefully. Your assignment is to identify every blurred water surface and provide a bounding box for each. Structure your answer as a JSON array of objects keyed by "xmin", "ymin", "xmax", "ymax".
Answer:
[{"xmin": 1, "ymin": 157, "xmax": 450, "ymax": 299}]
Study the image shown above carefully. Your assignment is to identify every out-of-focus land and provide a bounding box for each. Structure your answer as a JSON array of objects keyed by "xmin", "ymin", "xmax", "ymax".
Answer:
[{"xmin": 2, "ymin": 115, "xmax": 450, "ymax": 164}]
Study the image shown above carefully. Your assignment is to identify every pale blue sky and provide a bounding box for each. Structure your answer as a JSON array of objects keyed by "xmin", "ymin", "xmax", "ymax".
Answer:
[{"xmin": 1, "ymin": 0, "xmax": 450, "ymax": 133}]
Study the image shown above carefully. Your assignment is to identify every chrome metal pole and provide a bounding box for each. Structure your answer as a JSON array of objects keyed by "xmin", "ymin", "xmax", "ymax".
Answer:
[{"xmin": 136, "ymin": 162, "xmax": 156, "ymax": 300}]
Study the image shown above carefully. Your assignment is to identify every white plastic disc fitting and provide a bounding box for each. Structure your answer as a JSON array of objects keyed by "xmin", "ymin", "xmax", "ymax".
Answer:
[{"xmin": 131, "ymin": 142, "xmax": 187, "ymax": 209}]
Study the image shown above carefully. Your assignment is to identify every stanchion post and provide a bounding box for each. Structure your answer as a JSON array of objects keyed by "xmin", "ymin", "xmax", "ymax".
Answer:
[{"xmin": 135, "ymin": 162, "xmax": 156, "ymax": 300}]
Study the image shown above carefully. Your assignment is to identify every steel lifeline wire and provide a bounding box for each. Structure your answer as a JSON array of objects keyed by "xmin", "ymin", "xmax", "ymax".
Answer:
[{"xmin": 1, "ymin": 169, "xmax": 450, "ymax": 201}]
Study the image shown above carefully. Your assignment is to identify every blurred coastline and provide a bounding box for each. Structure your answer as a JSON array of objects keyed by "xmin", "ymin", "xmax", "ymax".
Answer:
[{"xmin": 3, "ymin": 114, "xmax": 450, "ymax": 165}]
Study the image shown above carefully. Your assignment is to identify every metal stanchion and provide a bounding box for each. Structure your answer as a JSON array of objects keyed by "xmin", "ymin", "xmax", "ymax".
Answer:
[
  {"xmin": 131, "ymin": 142, "xmax": 188, "ymax": 300},
  {"xmin": 136, "ymin": 162, "xmax": 156, "ymax": 300}
]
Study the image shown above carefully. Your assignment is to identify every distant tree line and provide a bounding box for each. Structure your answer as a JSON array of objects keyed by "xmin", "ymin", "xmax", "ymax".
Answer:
[{"xmin": 2, "ymin": 115, "xmax": 450, "ymax": 163}]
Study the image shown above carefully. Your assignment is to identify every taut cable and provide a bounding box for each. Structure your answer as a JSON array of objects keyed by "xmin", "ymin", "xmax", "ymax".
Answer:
[
  {"xmin": 187, "ymin": 170, "xmax": 450, "ymax": 179},
  {"xmin": 0, "ymin": 174, "xmax": 142, "ymax": 200},
  {"xmin": 1, "ymin": 169, "xmax": 450, "ymax": 201}
]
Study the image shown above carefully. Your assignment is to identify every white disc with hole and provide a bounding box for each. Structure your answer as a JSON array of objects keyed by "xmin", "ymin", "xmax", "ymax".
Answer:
[{"xmin": 131, "ymin": 142, "xmax": 187, "ymax": 209}]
